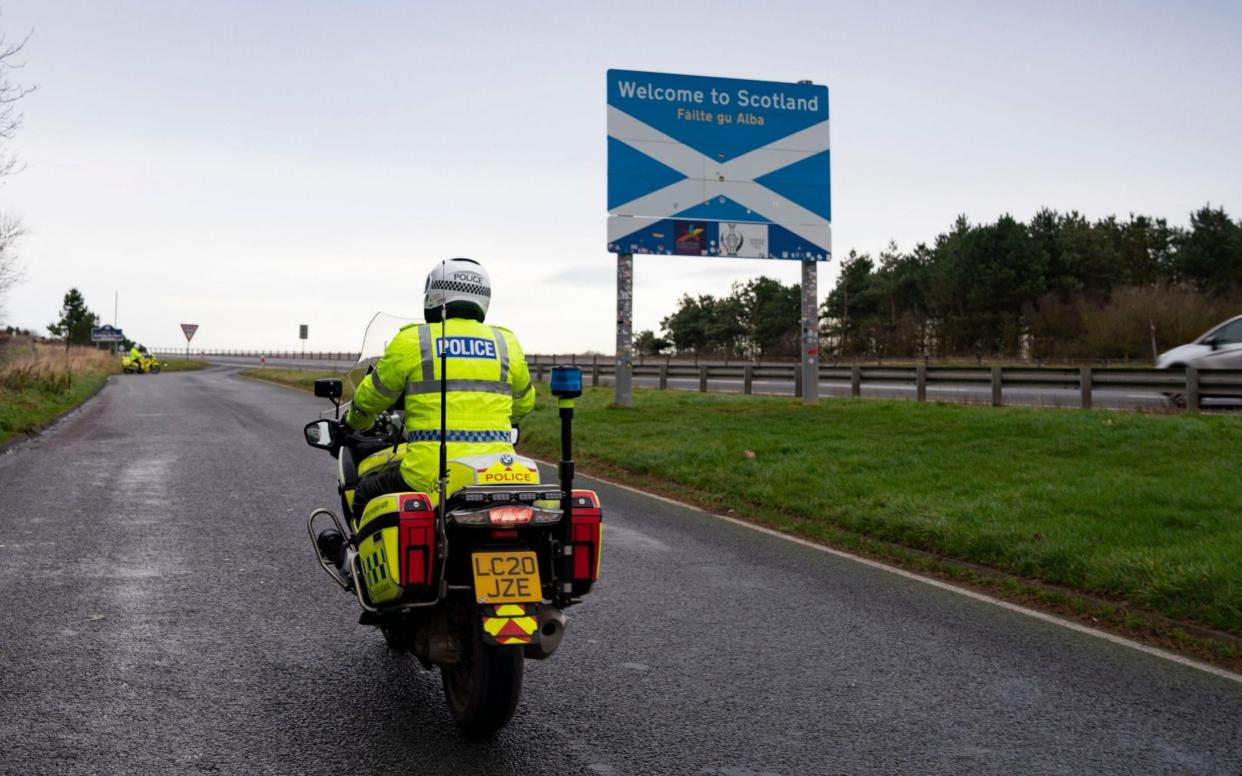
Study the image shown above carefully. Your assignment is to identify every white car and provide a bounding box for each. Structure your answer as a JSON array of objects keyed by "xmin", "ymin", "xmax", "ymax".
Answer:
[{"xmin": 1155, "ymin": 314, "xmax": 1242, "ymax": 370}]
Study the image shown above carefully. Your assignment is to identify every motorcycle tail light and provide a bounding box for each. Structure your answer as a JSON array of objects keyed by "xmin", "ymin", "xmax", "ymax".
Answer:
[
  {"xmin": 398, "ymin": 495, "xmax": 436, "ymax": 588},
  {"xmin": 488, "ymin": 506, "xmax": 533, "ymax": 525},
  {"xmin": 451, "ymin": 506, "xmax": 562, "ymax": 526},
  {"xmin": 530, "ymin": 508, "xmax": 563, "ymax": 525},
  {"xmin": 570, "ymin": 490, "xmax": 603, "ymax": 584}
]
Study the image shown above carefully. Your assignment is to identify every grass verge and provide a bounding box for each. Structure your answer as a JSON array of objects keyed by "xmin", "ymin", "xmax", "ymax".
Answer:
[
  {"xmin": 0, "ymin": 345, "xmax": 117, "ymax": 445},
  {"xmin": 240, "ymin": 367, "xmax": 355, "ymax": 400},
  {"xmin": 245, "ymin": 368, "xmax": 1242, "ymax": 667},
  {"xmin": 521, "ymin": 388, "xmax": 1242, "ymax": 661},
  {"xmin": 157, "ymin": 358, "xmax": 209, "ymax": 372}
]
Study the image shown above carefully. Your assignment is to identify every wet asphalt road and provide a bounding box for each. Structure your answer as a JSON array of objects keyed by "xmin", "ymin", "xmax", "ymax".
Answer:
[{"xmin": 1, "ymin": 367, "xmax": 1240, "ymax": 775}]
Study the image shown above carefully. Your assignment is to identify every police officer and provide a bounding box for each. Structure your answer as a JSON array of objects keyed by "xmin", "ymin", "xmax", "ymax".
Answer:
[
  {"xmin": 129, "ymin": 343, "xmax": 141, "ymax": 363},
  {"xmin": 332, "ymin": 258, "xmax": 536, "ymax": 538}
]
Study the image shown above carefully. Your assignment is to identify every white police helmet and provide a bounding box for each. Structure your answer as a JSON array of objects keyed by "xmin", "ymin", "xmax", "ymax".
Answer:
[{"xmin": 424, "ymin": 258, "xmax": 491, "ymax": 322}]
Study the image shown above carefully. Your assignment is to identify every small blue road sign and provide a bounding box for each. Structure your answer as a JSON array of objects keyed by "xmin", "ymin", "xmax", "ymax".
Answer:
[{"xmin": 90, "ymin": 324, "xmax": 125, "ymax": 342}]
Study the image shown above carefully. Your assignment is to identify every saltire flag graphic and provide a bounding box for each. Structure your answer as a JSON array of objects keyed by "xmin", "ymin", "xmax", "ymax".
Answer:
[{"xmin": 607, "ymin": 69, "xmax": 831, "ymax": 261}]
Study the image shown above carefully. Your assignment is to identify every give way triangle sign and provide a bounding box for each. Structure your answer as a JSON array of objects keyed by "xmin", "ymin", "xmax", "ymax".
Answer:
[{"xmin": 180, "ymin": 323, "xmax": 199, "ymax": 342}]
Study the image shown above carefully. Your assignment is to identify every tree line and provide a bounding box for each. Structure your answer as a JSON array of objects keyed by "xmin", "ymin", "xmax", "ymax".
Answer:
[
  {"xmin": 640, "ymin": 205, "xmax": 1242, "ymax": 361},
  {"xmin": 635, "ymin": 276, "xmax": 803, "ymax": 359}
]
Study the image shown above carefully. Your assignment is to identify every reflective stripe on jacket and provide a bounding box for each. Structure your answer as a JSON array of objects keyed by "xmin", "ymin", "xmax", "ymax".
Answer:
[{"xmin": 345, "ymin": 318, "xmax": 535, "ymax": 491}]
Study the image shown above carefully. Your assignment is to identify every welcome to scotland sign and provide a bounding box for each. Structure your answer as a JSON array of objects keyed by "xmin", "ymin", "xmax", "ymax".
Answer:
[{"xmin": 607, "ymin": 69, "xmax": 831, "ymax": 261}]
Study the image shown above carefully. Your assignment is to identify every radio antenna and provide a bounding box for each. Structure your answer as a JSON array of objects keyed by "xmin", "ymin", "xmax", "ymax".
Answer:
[{"xmin": 438, "ymin": 259, "xmax": 449, "ymax": 523}]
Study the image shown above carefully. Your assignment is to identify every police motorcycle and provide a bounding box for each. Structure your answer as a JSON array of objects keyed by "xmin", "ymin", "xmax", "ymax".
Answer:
[
  {"xmin": 303, "ymin": 313, "xmax": 603, "ymax": 734},
  {"xmin": 122, "ymin": 350, "xmax": 162, "ymax": 374}
]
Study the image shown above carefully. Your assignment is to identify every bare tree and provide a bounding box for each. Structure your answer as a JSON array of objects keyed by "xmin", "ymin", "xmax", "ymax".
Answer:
[
  {"xmin": 0, "ymin": 213, "xmax": 23, "ymax": 314},
  {"xmin": 0, "ymin": 16, "xmax": 34, "ymax": 180},
  {"xmin": 0, "ymin": 12, "xmax": 33, "ymax": 321}
]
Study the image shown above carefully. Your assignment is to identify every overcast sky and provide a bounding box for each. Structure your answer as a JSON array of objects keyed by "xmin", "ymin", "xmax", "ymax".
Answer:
[{"xmin": 2, "ymin": 0, "xmax": 1240, "ymax": 352}]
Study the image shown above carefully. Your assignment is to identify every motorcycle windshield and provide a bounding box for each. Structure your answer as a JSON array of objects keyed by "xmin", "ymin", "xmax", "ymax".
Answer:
[{"xmin": 347, "ymin": 312, "xmax": 422, "ymax": 393}]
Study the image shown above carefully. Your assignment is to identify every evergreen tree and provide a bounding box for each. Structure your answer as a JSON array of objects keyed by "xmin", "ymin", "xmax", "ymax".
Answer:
[
  {"xmin": 633, "ymin": 329, "xmax": 671, "ymax": 356},
  {"xmin": 1176, "ymin": 206, "xmax": 1242, "ymax": 294},
  {"xmin": 47, "ymin": 288, "xmax": 99, "ymax": 345}
]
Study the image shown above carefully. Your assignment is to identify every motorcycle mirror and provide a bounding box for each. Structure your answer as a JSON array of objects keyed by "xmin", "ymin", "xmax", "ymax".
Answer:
[
  {"xmin": 314, "ymin": 378, "xmax": 343, "ymax": 400},
  {"xmin": 304, "ymin": 419, "xmax": 337, "ymax": 450}
]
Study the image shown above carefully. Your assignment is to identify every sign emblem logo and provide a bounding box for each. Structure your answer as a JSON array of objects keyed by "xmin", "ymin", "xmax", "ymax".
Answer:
[
  {"xmin": 499, "ymin": 453, "xmax": 514, "ymax": 466},
  {"xmin": 674, "ymin": 222, "xmax": 706, "ymax": 255},
  {"xmin": 720, "ymin": 224, "xmax": 744, "ymax": 257}
]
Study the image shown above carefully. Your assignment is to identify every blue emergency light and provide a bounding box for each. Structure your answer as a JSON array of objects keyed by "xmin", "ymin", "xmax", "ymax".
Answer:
[{"xmin": 550, "ymin": 366, "xmax": 583, "ymax": 399}]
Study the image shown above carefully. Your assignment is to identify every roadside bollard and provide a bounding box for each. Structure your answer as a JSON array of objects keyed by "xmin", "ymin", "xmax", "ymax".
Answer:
[
  {"xmin": 744, "ymin": 364, "xmax": 753, "ymax": 395},
  {"xmin": 699, "ymin": 365, "xmax": 708, "ymax": 393}
]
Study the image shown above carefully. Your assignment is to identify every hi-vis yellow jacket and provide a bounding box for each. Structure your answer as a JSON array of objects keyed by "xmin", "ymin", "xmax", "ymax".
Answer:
[{"xmin": 345, "ymin": 318, "xmax": 535, "ymax": 492}]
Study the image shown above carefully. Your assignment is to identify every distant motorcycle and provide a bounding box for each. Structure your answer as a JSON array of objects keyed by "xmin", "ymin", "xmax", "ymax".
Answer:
[
  {"xmin": 303, "ymin": 313, "xmax": 603, "ymax": 734},
  {"xmin": 122, "ymin": 353, "xmax": 162, "ymax": 374}
]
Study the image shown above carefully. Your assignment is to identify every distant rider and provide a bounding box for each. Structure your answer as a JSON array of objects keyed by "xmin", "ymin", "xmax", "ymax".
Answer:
[
  {"xmin": 129, "ymin": 344, "xmax": 141, "ymax": 364},
  {"xmin": 317, "ymin": 258, "xmax": 536, "ymax": 564}
]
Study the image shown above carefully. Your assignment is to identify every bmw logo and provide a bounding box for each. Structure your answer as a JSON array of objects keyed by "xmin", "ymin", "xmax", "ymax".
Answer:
[{"xmin": 500, "ymin": 453, "xmax": 514, "ymax": 466}]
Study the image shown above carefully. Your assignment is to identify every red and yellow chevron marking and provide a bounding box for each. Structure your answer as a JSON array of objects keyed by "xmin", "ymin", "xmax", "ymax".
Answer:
[{"xmin": 480, "ymin": 603, "xmax": 539, "ymax": 646}]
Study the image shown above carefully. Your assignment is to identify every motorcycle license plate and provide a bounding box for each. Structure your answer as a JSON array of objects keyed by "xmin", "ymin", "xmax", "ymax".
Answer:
[{"xmin": 471, "ymin": 551, "xmax": 541, "ymax": 604}]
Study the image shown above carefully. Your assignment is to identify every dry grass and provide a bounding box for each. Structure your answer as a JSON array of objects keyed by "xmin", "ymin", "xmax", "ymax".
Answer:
[
  {"xmin": 1, "ymin": 344, "xmax": 118, "ymax": 443},
  {"xmin": 0, "ymin": 343, "xmax": 117, "ymax": 391}
]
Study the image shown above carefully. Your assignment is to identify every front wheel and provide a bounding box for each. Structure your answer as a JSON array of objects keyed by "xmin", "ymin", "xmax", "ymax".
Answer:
[
  {"xmin": 150, "ymin": 364, "xmax": 161, "ymax": 374},
  {"xmin": 441, "ymin": 633, "xmax": 524, "ymax": 735}
]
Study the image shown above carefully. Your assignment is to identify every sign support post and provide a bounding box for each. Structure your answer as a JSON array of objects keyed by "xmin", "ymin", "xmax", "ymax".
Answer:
[
  {"xmin": 801, "ymin": 259, "xmax": 819, "ymax": 404},
  {"xmin": 615, "ymin": 253, "xmax": 634, "ymax": 407}
]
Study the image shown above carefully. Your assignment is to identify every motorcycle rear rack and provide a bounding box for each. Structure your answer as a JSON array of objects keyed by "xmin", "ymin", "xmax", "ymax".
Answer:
[{"xmin": 307, "ymin": 507, "xmax": 352, "ymax": 591}]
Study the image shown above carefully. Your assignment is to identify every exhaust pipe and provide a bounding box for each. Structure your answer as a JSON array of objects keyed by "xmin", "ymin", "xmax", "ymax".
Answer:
[{"xmin": 524, "ymin": 606, "xmax": 567, "ymax": 660}]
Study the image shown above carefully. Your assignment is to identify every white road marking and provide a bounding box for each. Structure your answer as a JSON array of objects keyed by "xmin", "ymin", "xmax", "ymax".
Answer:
[
  {"xmin": 601, "ymin": 523, "xmax": 672, "ymax": 553},
  {"xmin": 535, "ymin": 458, "xmax": 1242, "ymax": 686}
]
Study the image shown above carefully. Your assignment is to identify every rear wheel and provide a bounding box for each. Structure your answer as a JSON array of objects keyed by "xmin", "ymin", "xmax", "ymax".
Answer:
[{"xmin": 441, "ymin": 626, "xmax": 524, "ymax": 735}]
